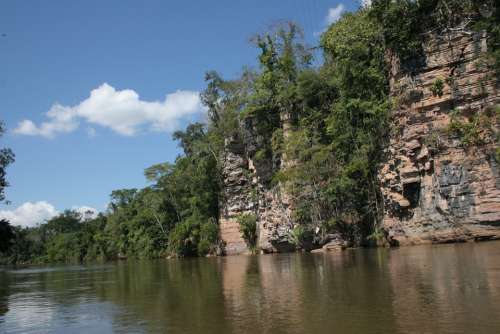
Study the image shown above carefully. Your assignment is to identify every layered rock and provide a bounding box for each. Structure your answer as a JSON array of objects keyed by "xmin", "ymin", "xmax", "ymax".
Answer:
[
  {"xmin": 219, "ymin": 135, "xmax": 255, "ymax": 255},
  {"xmin": 221, "ymin": 30, "xmax": 500, "ymax": 254},
  {"xmin": 219, "ymin": 117, "xmax": 294, "ymax": 255},
  {"xmin": 380, "ymin": 31, "xmax": 500, "ymax": 245},
  {"xmin": 252, "ymin": 113, "xmax": 295, "ymax": 253}
]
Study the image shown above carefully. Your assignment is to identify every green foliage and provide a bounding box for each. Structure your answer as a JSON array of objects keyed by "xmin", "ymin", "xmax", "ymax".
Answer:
[
  {"xmin": 291, "ymin": 225, "xmax": 313, "ymax": 248},
  {"xmin": 105, "ymin": 187, "xmax": 171, "ymax": 259},
  {"xmin": 431, "ymin": 78, "xmax": 445, "ymax": 97},
  {"xmin": 254, "ymin": 149, "xmax": 268, "ymax": 162},
  {"xmin": 371, "ymin": 1, "xmax": 499, "ymax": 71},
  {"xmin": 367, "ymin": 225, "xmax": 386, "ymax": 245},
  {"xmin": 40, "ymin": 211, "xmax": 108, "ymax": 263},
  {"xmin": 4, "ymin": 121, "xmax": 222, "ymax": 262},
  {"xmin": 168, "ymin": 213, "xmax": 219, "ymax": 257},
  {"xmin": 168, "ymin": 221, "xmax": 195, "ymax": 257},
  {"xmin": 198, "ymin": 219, "xmax": 219, "ymax": 255},
  {"xmin": 321, "ymin": 11, "xmax": 386, "ymax": 100},
  {"xmin": 259, "ymin": 10, "xmax": 392, "ymax": 246},
  {"xmin": 271, "ymin": 128, "xmax": 284, "ymax": 154},
  {"xmin": 446, "ymin": 105, "xmax": 499, "ymax": 149},
  {"xmin": 237, "ymin": 213, "xmax": 258, "ymax": 251},
  {"xmin": 1, "ymin": 226, "xmax": 44, "ymax": 264},
  {"xmin": 471, "ymin": 2, "xmax": 500, "ymax": 72},
  {"xmin": 242, "ymin": 23, "xmax": 312, "ymax": 177},
  {"xmin": 290, "ymin": 10, "xmax": 389, "ymax": 243},
  {"xmin": 322, "ymin": 218, "xmax": 339, "ymax": 234},
  {"xmin": 0, "ymin": 219, "xmax": 14, "ymax": 253},
  {"xmin": 370, "ymin": 0, "xmax": 426, "ymax": 69},
  {"xmin": 46, "ymin": 232, "xmax": 82, "ymax": 262},
  {"xmin": 446, "ymin": 110, "xmax": 483, "ymax": 147},
  {"xmin": 144, "ymin": 163, "xmax": 172, "ymax": 183}
]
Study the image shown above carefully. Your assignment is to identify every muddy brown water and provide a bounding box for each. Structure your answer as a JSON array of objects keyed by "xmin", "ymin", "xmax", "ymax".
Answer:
[{"xmin": 1, "ymin": 241, "xmax": 500, "ymax": 333}]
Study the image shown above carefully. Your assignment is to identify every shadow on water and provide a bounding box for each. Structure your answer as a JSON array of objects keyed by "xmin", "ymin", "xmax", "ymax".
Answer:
[
  {"xmin": 0, "ymin": 270, "xmax": 10, "ymax": 318},
  {"xmin": 1, "ymin": 242, "xmax": 500, "ymax": 333}
]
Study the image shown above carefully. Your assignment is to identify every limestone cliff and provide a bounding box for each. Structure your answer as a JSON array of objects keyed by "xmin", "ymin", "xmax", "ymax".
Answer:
[{"xmin": 380, "ymin": 31, "xmax": 500, "ymax": 245}]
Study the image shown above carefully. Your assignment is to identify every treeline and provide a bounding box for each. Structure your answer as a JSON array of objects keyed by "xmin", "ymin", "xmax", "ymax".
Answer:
[
  {"xmin": 1, "ymin": 121, "xmax": 222, "ymax": 263},
  {"xmin": 1, "ymin": 0, "xmax": 498, "ymax": 263}
]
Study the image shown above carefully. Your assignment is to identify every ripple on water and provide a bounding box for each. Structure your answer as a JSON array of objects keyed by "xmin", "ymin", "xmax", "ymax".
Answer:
[{"xmin": 1, "ymin": 242, "xmax": 500, "ymax": 334}]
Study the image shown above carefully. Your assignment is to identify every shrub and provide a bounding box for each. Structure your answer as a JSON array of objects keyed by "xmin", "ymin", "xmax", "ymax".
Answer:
[
  {"xmin": 168, "ymin": 219, "xmax": 196, "ymax": 257},
  {"xmin": 424, "ymin": 130, "xmax": 445, "ymax": 154},
  {"xmin": 446, "ymin": 110, "xmax": 483, "ymax": 147},
  {"xmin": 430, "ymin": 78, "xmax": 444, "ymax": 97},
  {"xmin": 367, "ymin": 225, "xmax": 385, "ymax": 245},
  {"xmin": 198, "ymin": 218, "xmax": 218, "ymax": 256},
  {"xmin": 168, "ymin": 214, "xmax": 219, "ymax": 257},
  {"xmin": 291, "ymin": 225, "xmax": 313, "ymax": 248},
  {"xmin": 237, "ymin": 213, "xmax": 258, "ymax": 251}
]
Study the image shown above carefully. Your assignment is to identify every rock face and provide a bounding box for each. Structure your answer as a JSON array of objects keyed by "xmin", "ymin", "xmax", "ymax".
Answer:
[
  {"xmin": 219, "ymin": 135, "xmax": 255, "ymax": 255},
  {"xmin": 219, "ymin": 117, "xmax": 295, "ymax": 255},
  {"xmin": 221, "ymin": 30, "xmax": 500, "ymax": 255},
  {"xmin": 379, "ymin": 31, "xmax": 500, "ymax": 245}
]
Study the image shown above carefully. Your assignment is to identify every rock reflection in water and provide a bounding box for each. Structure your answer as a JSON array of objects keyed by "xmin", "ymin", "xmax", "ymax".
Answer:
[
  {"xmin": 387, "ymin": 243, "xmax": 500, "ymax": 334},
  {"xmin": 0, "ymin": 242, "xmax": 499, "ymax": 333}
]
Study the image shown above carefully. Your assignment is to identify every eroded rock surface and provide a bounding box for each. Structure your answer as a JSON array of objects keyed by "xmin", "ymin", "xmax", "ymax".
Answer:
[
  {"xmin": 221, "ymin": 30, "xmax": 500, "ymax": 255},
  {"xmin": 219, "ymin": 119, "xmax": 294, "ymax": 255},
  {"xmin": 380, "ymin": 31, "xmax": 500, "ymax": 245},
  {"xmin": 219, "ymin": 135, "xmax": 254, "ymax": 255}
]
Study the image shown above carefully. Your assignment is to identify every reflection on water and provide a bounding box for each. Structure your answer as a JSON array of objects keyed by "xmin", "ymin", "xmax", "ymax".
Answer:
[{"xmin": 1, "ymin": 242, "xmax": 500, "ymax": 333}]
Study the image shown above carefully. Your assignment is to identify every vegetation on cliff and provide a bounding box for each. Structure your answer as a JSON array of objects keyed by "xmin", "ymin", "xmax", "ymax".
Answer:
[
  {"xmin": 1, "ymin": 0, "xmax": 498, "ymax": 263},
  {"xmin": 371, "ymin": 0, "xmax": 500, "ymax": 71}
]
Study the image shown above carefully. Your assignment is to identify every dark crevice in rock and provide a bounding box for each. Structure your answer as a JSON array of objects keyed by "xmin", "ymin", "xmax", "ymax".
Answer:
[{"xmin": 403, "ymin": 182, "xmax": 421, "ymax": 208}]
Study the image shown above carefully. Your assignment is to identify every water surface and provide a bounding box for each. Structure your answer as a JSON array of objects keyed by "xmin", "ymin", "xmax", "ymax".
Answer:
[{"xmin": 1, "ymin": 241, "xmax": 500, "ymax": 333}]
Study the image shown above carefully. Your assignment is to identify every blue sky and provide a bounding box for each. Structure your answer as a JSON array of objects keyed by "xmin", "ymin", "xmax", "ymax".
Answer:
[{"xmin": 0, "ymin": 0, "xmax": 363, "ymax": 226}]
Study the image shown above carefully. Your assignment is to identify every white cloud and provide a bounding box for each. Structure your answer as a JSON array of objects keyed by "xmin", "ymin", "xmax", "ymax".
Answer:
[
  {"xmin": 362, "ymin": 0, "xmax": 372, "ymax": 7},
  {"xmin": 314, "ymin": 4, "xmax": 346, "ymax": 37},
  {"xmin": 14, "ymin": 83, "xmax": 206, "ymax": 138},
  {"xmin": 0, "ymin": 202, "xmax": 100, "ymax": 227},
  {"xmin": 326, "ymin": 4, "xmax": 345, "ymax": 25},
  {"xmin": 0, "ymin": 201, "xmax": 59, "ymax": 228},
  {"xmin": 72, "ymin": 206, "xmax": 98, "ymax": 221}
]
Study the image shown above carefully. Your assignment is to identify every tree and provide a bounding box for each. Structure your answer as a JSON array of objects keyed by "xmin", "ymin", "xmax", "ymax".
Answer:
[
  {"xmin": 109, "ymin": 189, "xmax": 138, "ymax": 212},
  {"xmin": 277, "ymin": 11, "xmax": 390, "ymax": 244},
  {"xmin": 0, "ymin": 219, "xmax": 14, "ymax": 253}
]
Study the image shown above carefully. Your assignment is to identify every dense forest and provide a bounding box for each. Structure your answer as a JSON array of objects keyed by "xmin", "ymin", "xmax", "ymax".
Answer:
[{"xmin": 1, "ymin": 0, "xmax": 499, "ymax": 263}]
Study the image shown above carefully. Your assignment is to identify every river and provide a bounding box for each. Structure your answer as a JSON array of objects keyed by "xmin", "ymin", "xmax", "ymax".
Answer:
[{"xmin": 1, "ymin": 241, "xmax": 500, "ymax": 333}]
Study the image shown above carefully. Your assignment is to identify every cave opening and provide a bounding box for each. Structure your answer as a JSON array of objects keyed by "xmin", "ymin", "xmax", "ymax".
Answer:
[{"xmin": 403, "ymin": 182, "xmax": 421, "ymax": 208}]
